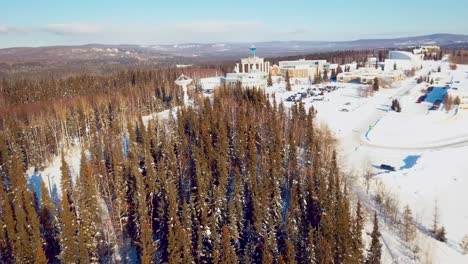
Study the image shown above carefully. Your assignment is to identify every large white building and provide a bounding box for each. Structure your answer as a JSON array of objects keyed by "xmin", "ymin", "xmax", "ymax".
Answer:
[
  {"xmin": 278, "ymin": 59, "xmax": 328, "ymax": 69},
  {"xmin": 225, "ymin": 47, "xmax": 269, "ymax": 89},
  {"xmin": 271, "ymin": 59, "xmax": 331, "ymax": 78},
  {"xmin": 384, "ymin": 51, "xmax": 423, "ymax": 71},
  {"xmin": 337, "ymin": 67, "xmax": 404, "ymax": 85},
  {"xmin": 198, "ymin": 76, "xmax": 225, "ymax": 93}
]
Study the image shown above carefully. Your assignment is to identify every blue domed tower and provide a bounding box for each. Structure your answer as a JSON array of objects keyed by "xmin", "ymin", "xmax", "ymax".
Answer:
[{"xmin": 250, "ymin": 45, "xmax": 257, "ymax": 57}]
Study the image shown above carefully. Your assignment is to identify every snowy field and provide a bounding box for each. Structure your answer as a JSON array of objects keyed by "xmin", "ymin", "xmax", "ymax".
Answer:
[
  {"xmin": 365, "ymin": 63, "xmax": 468, "ymax": 148},
  {"xmin": 266, "ymin": 60, "xmax": 468, "ymax": 263}
]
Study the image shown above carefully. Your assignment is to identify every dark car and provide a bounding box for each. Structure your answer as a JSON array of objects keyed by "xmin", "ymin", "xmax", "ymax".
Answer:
[
  {"xmin": 434, "ymin": 100, "xmax": 442, "ymax": 107},
  {"xmin": 416, "ymin": 95, "xmax": 426, "ymax": 103},
  {"xmin": 427, "ymin": 86, "xmax": 434, "ymax": 92},
  {"xmin": 380, "ymin": 164, "xmax": 396, "ymax": 171},
  {"xmin": 429, "ymin": 105, "xmax": 439, "ymax": 110}
]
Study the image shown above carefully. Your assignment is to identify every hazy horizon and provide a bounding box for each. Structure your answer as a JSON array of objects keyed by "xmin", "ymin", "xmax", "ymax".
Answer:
[
  {"xmin": 0, "ymin": 32, "xmax": 467, "ymax": 50},
  {"xmin": 2, "ymin": 0, "xmax": 468, "ymax": 49}
]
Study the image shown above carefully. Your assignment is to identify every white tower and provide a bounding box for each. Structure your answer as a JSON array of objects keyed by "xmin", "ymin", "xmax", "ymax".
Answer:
[{"xmin": 175, "ymin": 74, "xmax": 193, "ymax": 106}]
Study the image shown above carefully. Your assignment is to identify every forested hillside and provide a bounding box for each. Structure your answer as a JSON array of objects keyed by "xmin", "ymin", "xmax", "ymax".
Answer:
[{"xmin": 0, "ymin": 84, "xmax": 380, "ymax": 263}]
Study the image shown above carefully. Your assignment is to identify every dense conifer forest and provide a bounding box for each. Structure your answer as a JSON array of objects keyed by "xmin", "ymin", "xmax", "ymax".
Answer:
[{"xmin": 0, "ymin": 58, "xmax": 382, "ymax": 263}]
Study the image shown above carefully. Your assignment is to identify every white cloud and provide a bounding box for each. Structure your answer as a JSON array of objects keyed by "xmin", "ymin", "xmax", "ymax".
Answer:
[
  {"xmin": 43, "ymin": 23, "xmax": 101, "ymax": 35},
  {"xmin": 0, "ymin": 25, "xmax": 28, "ymax": 34},
  {"xmin": 1, "ymin": 20, "xmax": 304, "ymax": 44},
  {"xmin": 99, "ymin": 20, "xmax": 277, "ymax": 44},
  {"xmin": 172, "ymin": 21, "xmax": 264, "ymax": 33}
]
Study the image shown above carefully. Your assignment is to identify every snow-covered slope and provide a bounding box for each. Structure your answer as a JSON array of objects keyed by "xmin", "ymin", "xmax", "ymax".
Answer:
[{"xmin": 27, "ymin": 143, "xmax": 82, "ymax": 201}]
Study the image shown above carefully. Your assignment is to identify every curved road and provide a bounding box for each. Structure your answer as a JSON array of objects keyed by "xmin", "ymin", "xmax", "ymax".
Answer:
[{"xmin": 347, "ymin": 62, "xmax": 468, "ymax": 152}]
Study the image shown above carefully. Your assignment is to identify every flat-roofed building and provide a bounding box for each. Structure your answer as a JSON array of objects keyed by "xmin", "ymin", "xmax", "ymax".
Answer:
[
  {"xmin": 272, "ymin": 59, "xmax": 330, "ymax": 78},
  {"xmin": 385, "ymin": 50, "xmax": 423, "ymax": 71},
  {"xmin": 198, "ymin": 77, "xmax": 225, "ymax": 92},
  {"xmin": 337, "ymin": 67, "xmax": 404, "ymax": 85}
]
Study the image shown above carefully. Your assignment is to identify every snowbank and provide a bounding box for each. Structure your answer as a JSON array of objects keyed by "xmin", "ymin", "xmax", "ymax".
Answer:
[{"xmin": 27, "ymin": 143, "xmax": 82, "ymax": 200}]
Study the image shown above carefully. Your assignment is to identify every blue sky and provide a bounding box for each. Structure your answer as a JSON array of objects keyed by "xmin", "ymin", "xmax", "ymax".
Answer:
[{"xmin": 1, "ymin": 0, "xmax": 467, "ymax": 48}]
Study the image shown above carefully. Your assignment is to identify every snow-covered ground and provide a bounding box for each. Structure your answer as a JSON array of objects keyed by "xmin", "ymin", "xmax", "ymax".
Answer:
[
  {"xmin": 364, "ymin": 63, "xmax": 468, "ymax": 149},
  {"xmin": 265, "ymin": 60, "xmax": 468, "ymax": 263},
  {"xmin": 142, "ymin": 107, "xmax": 179, "ymax": 127},
  {"xmin": 27, "ymin": 143, "xmax": 82, "ymax": 202}
]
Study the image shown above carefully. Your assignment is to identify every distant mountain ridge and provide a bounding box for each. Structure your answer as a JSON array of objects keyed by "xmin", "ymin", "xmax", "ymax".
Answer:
[
  {"xmin": 145, "ymin": 33, "xmax": 468, "ymax": 58},
  {"xmin": 1, "ymin": 33, "xmax": 467, "ymax": 65}
]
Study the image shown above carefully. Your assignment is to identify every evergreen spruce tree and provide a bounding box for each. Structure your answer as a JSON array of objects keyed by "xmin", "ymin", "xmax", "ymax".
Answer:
[
  {"xmin": 268, "ymin": 72, "xmax": 273, "ymax": 87},
  {"xmin": 39, "ymin": 179, "xmax": 60, "ymax": 263},
  {"xmin": 180, "ymin": 202, "xmax": 193, "ymax": 264},
  {"xmin": 220, "ymin": 225, "xmax": 238, "ymax": 264},
  {"xmin": 0, "ymin": 184, "xmax": 15, "ymax": 263},
  {"xmin": 331, "ymin": 68, "xmax": 337, "ymax": 79},
  {"xmin": 401, "ymin": 205, "xmax": 416, "ymax": 243},
  {"xmin": 435, "ymin": 227, "xmax": 447, "ymax": 242},
  {"xmin": 283, "ymin": 240, "xmax": 297, "ymax": 264},
  {"xmin": 323, "ymin": 69, "xmax": 329, "ymax": 81},
  {"xmin": 336, "ymin": 65, "xmax": 343, "ymax": 75},
  {"xmin": 373, "ymin": 78, "xmax": 379, "ymax": 91},
  {"xmin": 365, "ymin": 213, "xmax": 382, "ymax": 264},
  {"xmin": 35, "ymin": 242, "xmax": 48, "ymax": 264},
  {"xmin": 306, "ymin": 227, "xmax": 317, "ymax": 264},
  {"xmin": 78, "ymin": 227, "xmax": 90, "ymax": 263},
  {"xmin": 430, "ymin": 200, "xmax": 439, "ymax": 236},
  {"xmin": 316, "ymin": 212, "xmax": 334, "ymax": 264},
  {"xmin": 334, "ymin": 181, "xmax": 352, "ymax": 264},
  {"xmin": 76, "ymin": 150, "xmax": 101, "ymax": 262},
  {"xmin": 134, "ymin": 161, "xmax": 155, "ymax": 263},
  {"xmin": 59, "ymin": 153, "xmax": 79, "ymax": 263},
  {"xmin": 9, "ymin": 154, "xmax": 41, "ymax": 263},
  {"xmin": 140, "ymin": 222, "xmax": 156, "ymax": 264},
  {"xmin": 0, "ymin": 217, "xmax": 8, "ymax": 263},
  {"xmin": 13, "ymin": 201, "xmax": 34, "ymax": 263},
  {"xmin": 459, "ymin": 235, "xmax": 468, "ymax": 255},
  {"xmin": 351, "ymin": 201, "xmax": 364, "ymax": 264},
  {"xmin": 167, "ymin": 178, "xmax": 182, "ymax": 263},
  {"xmin": 285, "ymin": 70, "xmax": 292, "ymax": 91}
]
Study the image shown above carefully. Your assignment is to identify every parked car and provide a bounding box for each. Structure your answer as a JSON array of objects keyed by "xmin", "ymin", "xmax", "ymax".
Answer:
[
  {"xmin": 380, "ymin": 164, "xmax": 396, "ymax": 171},
  {"xmin": 340, "ymin": 108, "xmax": 349, "ymax": 112},
  {"xmin": 429, "ymin": 105, "xmax": 439, "ymax": 111},
  {"xmin": 416, "ymin": 95, "xmax": 426, "ymax": 103},
  {"xmin": 344, "ymin": 102, "xmax": 351, "ymax": 106}
]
